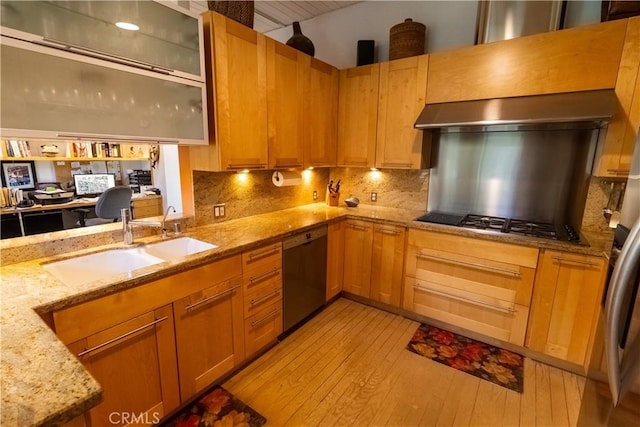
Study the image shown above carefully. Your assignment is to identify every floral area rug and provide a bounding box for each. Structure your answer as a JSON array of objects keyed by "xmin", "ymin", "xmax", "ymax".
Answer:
[
  {"xmin": 162, "ymin": 385, "xmax": 267, "ymax": 427},
  {"xmin": 407, "ymin": 324, "xmax": 524, "ymax": 393}
]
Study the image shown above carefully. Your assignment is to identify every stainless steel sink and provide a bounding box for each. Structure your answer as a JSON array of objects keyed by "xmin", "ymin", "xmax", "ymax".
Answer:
[{"xmin": 43, "ymin": 248, "xmax": 165, "ymax": 286}]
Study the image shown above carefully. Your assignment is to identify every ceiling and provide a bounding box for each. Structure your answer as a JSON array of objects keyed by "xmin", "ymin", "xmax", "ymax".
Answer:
[{"xmin": 190, "ymin": 1, "xmax": 361, "ymax": 33}]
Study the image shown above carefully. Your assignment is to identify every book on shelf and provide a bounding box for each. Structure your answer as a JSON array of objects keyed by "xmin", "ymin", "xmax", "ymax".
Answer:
[{"xmin": 4, "ymin": 140, "xmax": 31, "ymax": 157}]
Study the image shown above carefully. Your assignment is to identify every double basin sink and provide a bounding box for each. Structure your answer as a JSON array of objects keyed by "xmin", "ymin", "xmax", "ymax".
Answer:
[{"xmin": 44, "ymin": 237, "xmax": 217, "ymax": 286}]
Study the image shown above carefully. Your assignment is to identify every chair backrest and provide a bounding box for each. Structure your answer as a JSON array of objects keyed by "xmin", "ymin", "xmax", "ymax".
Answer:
[{"xmin": 94, "ymin": 186, "xmax": 132, "ymax": 220}]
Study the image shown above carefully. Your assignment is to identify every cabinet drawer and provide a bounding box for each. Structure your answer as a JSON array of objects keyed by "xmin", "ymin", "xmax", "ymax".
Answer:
[
  {"xmin": 242, "ymin": 261, "xmax": 282, "ymax": 292},
  {"xmin": 403, "ymin": 276, "xmax": 529, "ymax": 345},
  {"xmin": 244, "ymin": 277, "xmax": 282, "ymax": 318},
  {"xmin": 242, "ymin": 243, "xmax": 282, "ymax": 273},
  {"xmin": 245, "ymin": 300, "xmax": 283, "ymax": 357}
]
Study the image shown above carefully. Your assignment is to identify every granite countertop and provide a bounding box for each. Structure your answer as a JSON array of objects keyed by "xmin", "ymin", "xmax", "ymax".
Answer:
[{"xmin": 0, "ymin": 203, "xmax": 613, "ymax": 425}]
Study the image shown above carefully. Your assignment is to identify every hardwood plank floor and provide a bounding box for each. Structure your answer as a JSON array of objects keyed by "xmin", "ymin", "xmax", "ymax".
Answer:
[{"xmin": 224, "ymin": 298, "xmax": 586, "ymax": 426}]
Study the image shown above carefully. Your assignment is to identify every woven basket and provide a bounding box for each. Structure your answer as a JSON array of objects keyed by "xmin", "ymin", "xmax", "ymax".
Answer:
[
  {"xmin": 208, "ymin": 1, "xmax": 254, "ymax": 28},
  {"xmin": 389, "ymin": 18, "xmax": 426, "ymax": 60}
]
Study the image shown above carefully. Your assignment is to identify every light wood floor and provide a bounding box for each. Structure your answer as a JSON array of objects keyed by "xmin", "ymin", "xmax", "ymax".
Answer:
[{"xmin": 224, "ymin": 298, "xmax": 585, "ymax": 426}]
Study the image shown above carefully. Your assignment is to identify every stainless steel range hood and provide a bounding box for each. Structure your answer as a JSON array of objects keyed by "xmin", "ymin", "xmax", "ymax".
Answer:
[{"xmin": 415, "ymin": 89, "xmax": 618, "ymax": 131}]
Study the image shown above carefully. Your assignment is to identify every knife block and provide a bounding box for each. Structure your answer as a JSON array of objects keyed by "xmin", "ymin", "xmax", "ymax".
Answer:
[{"xmin": 328, "ymin": 192, "xmax": 340, "ymax": 206}]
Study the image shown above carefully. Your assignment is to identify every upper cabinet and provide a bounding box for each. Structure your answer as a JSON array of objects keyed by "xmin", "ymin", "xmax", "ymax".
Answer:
[
  {"xmin": 594, "ymin": 17, "xmax": 640, "ymax": 177},
  {"xmin": 376, "ymin": 55, "xmax": 428, "ymax": 169},
  {"xmin": 0, "ymin": 0, "xmax": 205, "ymax": 82},
  {"xmin": 304, "ymin": 58, "xmax": 339, "ymax": 168},
  {"xmin": 267, "ymin": 39, "xmax": 305, "ymax": 169},
  {"xmin": 337, "ymin": 64, "xmax": 380, "ymax": 168},
  {"xmin": 0, "ymin": 1, "xmax": 207, "ymax": 145},
  {"xmin": 426, "ymin": 19, "xmax": 628, "ymax": 103}
]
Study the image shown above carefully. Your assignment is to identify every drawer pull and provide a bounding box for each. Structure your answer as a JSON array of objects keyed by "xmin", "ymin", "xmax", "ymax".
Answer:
[
  {"xmin": 551, "ymin": 256, "xmax": 599, "ymax": 269},
  {"xmin": 250, "ymin": 288, "xmax": 281, "ymax": 306},
  {"xmin": 607, "ymin": 169, "xmax": 630, "ymax": 175},
  {"xmin": 377, "ymin": 228, "xmax": 401, "ymax": 236},
  {"xmin": 249, "ymin": 267, "xmax": 280, "ymax": 284},
  {"xmin": 77, "ymin": 316, "xmax": 168, "ymax": 357},
  {"xmin": 413, "ymin": 283, "xmax": 516, "ymax": 314},
  {"xmin": 251, "ymin": 308, "xmax": 281, "ymax": 328},
  {"xmin": 416, "ymin": 252, "xmax": 521, "ymax": 277},
  {"xmin": 185, "ymin": 284, "xmax": 241, "ymax": 311},
  {"xmin": 274, "ymin": 162, "xmax": 303, "ymax": 168},
  {"xmin": 248, "ymin": 246, "xmax": 280, "ymax": 260},
  {"xmin": 347, "ymin": 224, "xmax": 370, "ymax": 231},
  {"xmin": 227, "ymin": 163, "xmax": 267, "ymax": 170}
]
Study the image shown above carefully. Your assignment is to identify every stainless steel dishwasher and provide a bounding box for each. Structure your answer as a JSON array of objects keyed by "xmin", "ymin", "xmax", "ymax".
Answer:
[{"xmin": 282, "ymin": 225, "xmax": 327, "ymax": 335}]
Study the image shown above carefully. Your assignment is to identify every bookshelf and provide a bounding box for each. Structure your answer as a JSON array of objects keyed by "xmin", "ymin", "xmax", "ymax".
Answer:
[{"xmin": 1, "ymin": 140, "xmax": 151, "ymax": 161}]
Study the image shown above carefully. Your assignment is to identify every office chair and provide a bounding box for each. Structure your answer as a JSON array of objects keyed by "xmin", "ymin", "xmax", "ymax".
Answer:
[{"xmin": 77, "ymin": 186, "xmax": 133, "ymax": 227}]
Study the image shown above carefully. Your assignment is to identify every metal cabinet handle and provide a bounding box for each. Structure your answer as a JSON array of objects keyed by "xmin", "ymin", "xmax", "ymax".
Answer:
[
  {"xmin": 77, "ymin": 316, "xmax": 168, "ymax": 357},
  {"xmin": 251, "ymin": 308, "xmax": 281, "ymax": 328},
  {"xmin": 250, "ymin": 288, "xmax": 281, "ymax": 306},
  {"xmin": 184, "ymin": 284, "xmax": 241, "ymax": 311},
  {"xmin": 347, "ymin": 224, "xmax": 370, "ymax": 231},
  {"xmin": 413, "ymin": 283, "xmax": 516, "ymax": 314},
  {"xmin": 551, "ymin": 256, "xmax": 599, "ymax": 269},
  {"xmin": 227, "ymin": 163, "xmax": 267, "ymax": 170},
  {"xmin": 249, "ymin": 267, "xmax": 280, "ymax": 284},
  {"xmin": 415, "ymin": 252, "xmax": 521, "ymax": 277},
  {"xmin": 248, "ymin": 246, "xmax": 280, "ymax": 260},
  {"xmin": 607, "ymin": 169, "xmax": 630, "ymax": 175},
  {"xmin": 378, "ymin": 162, "xmax": 413, "ymax": 168},
  {"xmin": 377, "ymin": 228, "xmax": 401, "ymax": 236},
  {"xmin": 56, "ymin": 133, "xmax": 179, "ymax": 144},
  {"xmin": 39, "ymin": 38, "xmax": 175, "ymax": 74},
  {"xmin": 274, "ymin": 162, "xmax": 303, "ymax": 168}
]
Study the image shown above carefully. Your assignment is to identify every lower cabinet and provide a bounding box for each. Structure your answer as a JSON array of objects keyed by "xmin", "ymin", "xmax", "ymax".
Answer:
[
  {"xmin": 66, "ymin": 305, "xmax": 180, "ymax": 425},
  {"xmin": 53, "ymin": 256, "xmax": 244, "ymax": 424},
  {"xmin": 173, "ymin": 276, "xmax": 244, "ymax": 402},
  {"xmin": 526, "ymin": 249, "xmax": 607, "ymax": 366},
  {"xmin": 326, "ymin": 220, "xmax": 345, "ymax": 300},
  {"xmin": 343, "ymin": 220, "xmax": 374, "ymax": 297},
  {"xmin": 403, "ymin": 229, "xmax": 539, "ymax": 345},
  {"xmin": 242, "ymin": 242, "xmax": 283, "ymax": 358}
]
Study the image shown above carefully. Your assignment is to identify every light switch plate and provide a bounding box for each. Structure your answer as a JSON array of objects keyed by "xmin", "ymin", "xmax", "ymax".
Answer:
[{"xmin": 214, "ymin": 203, "xmax": 226, "ymax": 219}]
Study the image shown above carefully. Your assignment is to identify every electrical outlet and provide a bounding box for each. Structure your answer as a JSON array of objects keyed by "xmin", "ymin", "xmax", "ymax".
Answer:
[
  {"xmin": 214, "ymin": 203, "xmax": 226, "ymax": 219},
  {"xmin": 313, "ymin": 190, "xmax": 317, "ymax": 201},
  {"xmin": 371, "ymin": 192, "xmax": 377, "ymax": 202}
]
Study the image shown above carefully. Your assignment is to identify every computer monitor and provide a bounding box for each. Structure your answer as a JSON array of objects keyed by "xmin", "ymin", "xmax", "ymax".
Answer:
[{"xmin": 73, "ymin": 173, "xmax": 116, "ymax": 197}]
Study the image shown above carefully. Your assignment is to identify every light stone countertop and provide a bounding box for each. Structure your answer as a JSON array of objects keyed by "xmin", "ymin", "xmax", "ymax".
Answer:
[{"xmin": 0, "ymin": 203, "xmax": 613, "ymax": 426}]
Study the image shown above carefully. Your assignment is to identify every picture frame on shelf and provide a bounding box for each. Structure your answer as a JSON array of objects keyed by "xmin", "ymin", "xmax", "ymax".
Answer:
[{"xmin": 1, "ymin": 161, "xmax": 37, "ymax": 190}]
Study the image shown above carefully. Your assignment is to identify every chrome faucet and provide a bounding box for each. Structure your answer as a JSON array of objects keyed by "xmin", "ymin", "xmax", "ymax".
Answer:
[{"xmin": 122, "ymin": 205, "xmax": 177, "ymax": 245}]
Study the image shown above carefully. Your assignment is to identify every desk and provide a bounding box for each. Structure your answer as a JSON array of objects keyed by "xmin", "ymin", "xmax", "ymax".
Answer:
[{"xmin": 1, "ymin": 195, "xmax": 164, "ymax": 238}]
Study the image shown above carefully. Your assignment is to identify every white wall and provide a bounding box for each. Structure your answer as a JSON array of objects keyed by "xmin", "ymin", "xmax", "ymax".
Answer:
[
  {"xmin": 152, "ymin": 145, "xmax": 182, "ymax": 213},
  {"xmin": 266, "ymin": 1, "xmax": 479, "ymax": 69}
]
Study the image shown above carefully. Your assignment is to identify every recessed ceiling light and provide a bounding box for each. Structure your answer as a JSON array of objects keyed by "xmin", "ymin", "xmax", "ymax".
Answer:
[{"xmin": 115, "ymin": 22, "xmax": 139, "ymax": 31}]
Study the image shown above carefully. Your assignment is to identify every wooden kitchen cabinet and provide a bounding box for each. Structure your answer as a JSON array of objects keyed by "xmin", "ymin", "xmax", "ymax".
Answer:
[
  {"xmin": 173, "ymin": 275, "xmax": 244, "ymax": 402},
  {"xmin": 526, "ymin": 249, "xmax": 607, "ymax": 366},
  {"xmin": 242, "ymin": 242, "xmax": 283, "ymax": 358},
  {"xmin": 426, "ymin": 19, "xmax": 628, "ymax": 104},
  {"xmin": 342, "ymin": 220, "xmax": 374, "ymax": 298},
  {"xmin": 376, "ymin": 55, "xmax": 429, "ymax": 169},
  {"xmin": 594, "ymin": 17, "xmax": 640, "ymax": 178},
  {"xmin": 266, "ymin": 39, "xmax": 305, "ymax": 169},
  {"xmin": 370, "ymin": 224, "xmax": 406, "ymax": 307},
  {"xmin": 304, "ymin": 57, "xmax": 339, "ymax": 168},
  {"xmin": 403, "ymin": 229, "xmax": 539, "ymax": 345},
  {"xmin": 326, "ymin": 220, "xmax": 345, "ymax": 300},
  {"xmin": 337, "ymin": 64, "xmax": 380, "ymax": 168},
  {"xmin": 190, "ymin": 12, "xmax": 268, "ymax": 171},
  {"xmin": 66, "ymin": 305, "xmax": 180, "ymax": 425}
]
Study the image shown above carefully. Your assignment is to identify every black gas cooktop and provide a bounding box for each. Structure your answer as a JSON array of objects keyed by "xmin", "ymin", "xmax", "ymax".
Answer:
[{"xmin": 416, "ymin": 212, "xmax": 580, "ymax": 242}]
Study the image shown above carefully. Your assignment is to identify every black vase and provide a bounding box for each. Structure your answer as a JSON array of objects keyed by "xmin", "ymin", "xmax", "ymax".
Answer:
[{"xmin": 286, "ymin": 21, "xmax": 315, "ymax": 57}]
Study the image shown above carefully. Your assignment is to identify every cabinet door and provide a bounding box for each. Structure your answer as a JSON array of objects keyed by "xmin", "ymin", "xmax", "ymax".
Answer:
[
  {"xmin": 337, "ymin": 64, "xmax": 379, "ymax": 168},
  {"xmin": 304, "ymin": 57, "xmax": 339, "ymax": 168},
  {"xmin": 371, "ymin": 224, "xmax": 405, "ymax": 307},
  {"xmin": 376, "ymin": 55, "xmax": 428, "ymax": 169},
  {"xmin": 326, "ymin": 220, "xmax": 345, "ymax": 300},
  {"xmin": 526, "ymin": 250, "xmax": 607, "ymax": 365},
  {"xmin": 267, "ymin": 39, "xmax": 305, "ymax": 169},
  {"xmin": 173, "ymin": 276, "xmax": 244, "ymax": 402},
  {"xmin": 594, "ymin": 17, "xmax": 640, "ymax": 177},
  {"xmin": 245, "ymin": 300, "xmax": 283, "ymax": 357},
  {"xmin": 208, "ymin": 12, "xmax": 268, "ymax": 170},
  {"xmin": 68, "ymin": 305, "xmax": 179, "ymax": 426},
  {"xmin": 426, "ymin": 19, "xmax": 627, "ymax": 103},
  {"xmin": 342, "ymin": 220, "xmax": 373, "ymax": 298}
]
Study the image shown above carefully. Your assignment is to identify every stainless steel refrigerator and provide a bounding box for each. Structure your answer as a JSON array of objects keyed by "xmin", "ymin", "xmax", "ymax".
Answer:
[{"xmin": 578, "ymin": 132, "xmax": 640, "ymax": 426}]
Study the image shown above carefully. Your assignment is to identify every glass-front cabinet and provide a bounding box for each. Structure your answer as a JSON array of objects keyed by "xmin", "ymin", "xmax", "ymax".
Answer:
[{"xmin": 0, "ymin": 0, "xmax": 204, "ymax": 82}]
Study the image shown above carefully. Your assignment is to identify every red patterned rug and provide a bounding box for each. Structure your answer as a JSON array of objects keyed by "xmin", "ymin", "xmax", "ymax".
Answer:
[
  {"xmin": 162, "ymin": 385, "xmax": 266, "ymax": 427},
  {"xmin": 407, "ymin": 324, "xmax": 525, "ymax": 393}
]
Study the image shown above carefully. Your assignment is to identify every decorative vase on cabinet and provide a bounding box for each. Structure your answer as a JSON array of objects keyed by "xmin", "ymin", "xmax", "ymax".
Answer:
[{"xmin": 287, "ymin": 21, "xmax": 315, "ymax": 57}]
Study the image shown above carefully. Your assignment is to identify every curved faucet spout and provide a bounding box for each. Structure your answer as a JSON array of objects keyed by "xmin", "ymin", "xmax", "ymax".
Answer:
[{"xmin": 162, "ymin": 205, "xmax": 177, "ymax": 238}]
